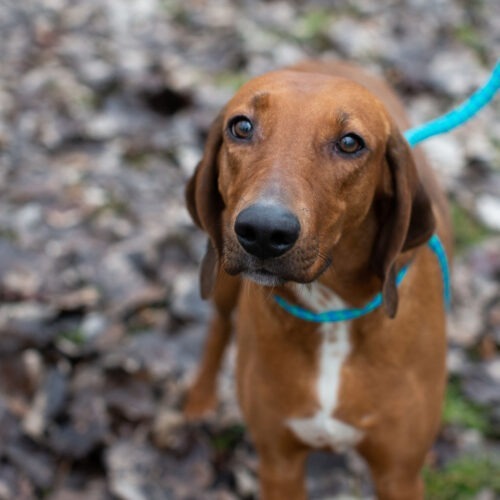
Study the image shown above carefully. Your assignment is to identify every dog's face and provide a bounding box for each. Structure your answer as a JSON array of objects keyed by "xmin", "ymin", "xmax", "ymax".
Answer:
[
  {"xmin": 187, "ymin": 69, "xmax": 435, "ymax": 316},
  {"xmin": 218, "ymin": 72, "xmax": 390, "ymax": 286}
]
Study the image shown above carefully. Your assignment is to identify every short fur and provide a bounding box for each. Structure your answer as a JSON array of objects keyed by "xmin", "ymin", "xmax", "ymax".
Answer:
[{"xmin": 184, "ymin": 60, "xmax": 452, "ymax": 500}]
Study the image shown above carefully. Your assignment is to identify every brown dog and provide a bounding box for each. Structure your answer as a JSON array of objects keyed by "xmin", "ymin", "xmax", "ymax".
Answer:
[{"xmin": 184, "ymin": 60, "xmax": 452, "ymax": 500}]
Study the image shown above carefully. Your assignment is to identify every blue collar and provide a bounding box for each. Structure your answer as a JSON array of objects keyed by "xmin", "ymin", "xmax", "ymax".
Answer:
[
  {"xmin": 274, "ymin": 234, "xmax": 450, "ymax": 323},
  {"xmin": 274, "ymin": 60, "xmax": 499, "ymax": 323}
]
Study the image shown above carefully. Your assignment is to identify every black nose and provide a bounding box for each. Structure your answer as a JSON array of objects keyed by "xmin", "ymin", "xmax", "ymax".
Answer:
[{"xmin": 234, "ymin": 203, "xmax": 300, "ymax": 259}]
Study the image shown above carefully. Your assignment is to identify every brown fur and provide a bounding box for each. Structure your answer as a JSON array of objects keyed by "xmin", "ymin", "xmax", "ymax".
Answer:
[{"xmin": 184, "ymin": 60, "xmax": 452, "ymax": 500}]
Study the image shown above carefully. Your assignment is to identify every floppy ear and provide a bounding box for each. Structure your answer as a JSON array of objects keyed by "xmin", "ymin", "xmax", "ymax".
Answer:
[
  {"xmin": 372, "ymin": 124, "xmax": 435, "ymax": 318},
  {"xmin": 185, "ymin": 114, "xmax": 225, "ymax": 299}
]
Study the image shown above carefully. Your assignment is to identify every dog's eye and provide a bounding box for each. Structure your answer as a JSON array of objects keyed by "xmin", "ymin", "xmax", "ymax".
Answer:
[
  {"xmin": 229, "ymin": 117, "xmax": 254, "ymax": 140},
  {"xmin": 336, "ymin": 134, "xmax": 365, "ymax": 154}
]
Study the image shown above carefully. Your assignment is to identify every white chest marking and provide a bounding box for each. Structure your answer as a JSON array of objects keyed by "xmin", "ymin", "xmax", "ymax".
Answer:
[{"xmin": 286, "ymin": 283, "xmax": 364, "ymax": 451}]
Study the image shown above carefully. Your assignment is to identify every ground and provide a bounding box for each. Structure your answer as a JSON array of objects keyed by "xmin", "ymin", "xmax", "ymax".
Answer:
[{"xmin": 0, "ymin": 1, "xmax": 499, "ymax": 499}]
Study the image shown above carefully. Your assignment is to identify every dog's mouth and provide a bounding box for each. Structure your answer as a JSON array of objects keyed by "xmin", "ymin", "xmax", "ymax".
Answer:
[
  {"xmin": 242, "ymin": 268, "xmax": 286, "ymax": 287},
  {"xmin": 240, "ymin": 254, "xmax": 332, "ymax": 287},
  {"xmin": 223, "ymin": 232, "xmax": 332, "ymax": 286}
]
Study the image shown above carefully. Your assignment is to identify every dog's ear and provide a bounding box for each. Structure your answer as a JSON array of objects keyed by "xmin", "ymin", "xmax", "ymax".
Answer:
[
  {"xmin": 185, "ymin": 113, "xmax": 225, "ymax": 299},
  {"xmin": 372, "ymin": 123, "xmax": 435, "ymax": 318}
]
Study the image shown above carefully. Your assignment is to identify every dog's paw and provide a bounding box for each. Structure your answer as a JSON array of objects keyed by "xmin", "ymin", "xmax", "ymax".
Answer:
[{"xmin": 183, "ymin": 383, "xmax": 217, "ymax": 420}]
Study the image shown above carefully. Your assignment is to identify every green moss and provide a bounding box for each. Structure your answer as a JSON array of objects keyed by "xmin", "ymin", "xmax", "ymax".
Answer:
[
  {"xmin": 451, "ymin": 202, "xmax": 490, "ymax": 253},
  {"xmin": 0, "ymin": 227, "xmax": 18, "ymax": 241},
  {"xmin": 210, "ymin": 424, "xmax": 245, "ymax": 452},
  {"xmin": 490, "ymin": 137, "xmax": 500, "ymax": 165},
  {"xmin": 424, "ymin": 455, "xmax": 500, "ymax": 499},
  {"xmin": 442, "ymin": 380, "xmax": 489, "ymax": 433},
  {"xmin": 59, "ymin": 328, "xmax": 86, "ymax": 346},
  {"xmin": 96, "ymin": 195, "xmax": 130, "ymax": 218},
  {"xmin": 454, "ymin": 24, "xmax": 488, "ymax": 62},
  {"xmin": 124, "ymin": 150, "xmax": 150, "ymax": 169},
  {"xmin": 214, "ymin": 71, "xmax": 249, "ymax": 91},
  {"xmin": 295, "ymin": 10, "xmax": 331, "ymax": 40}
]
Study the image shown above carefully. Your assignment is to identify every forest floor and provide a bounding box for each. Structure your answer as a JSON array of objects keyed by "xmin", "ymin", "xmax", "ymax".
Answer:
[{"xmin": 0, "ymin": 0, "xmax": 499, "ymax": 498}]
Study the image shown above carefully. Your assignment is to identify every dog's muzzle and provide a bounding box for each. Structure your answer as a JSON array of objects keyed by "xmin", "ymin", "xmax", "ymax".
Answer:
[{"xmin": 234, "ymin": 203, "xmax": 301, "ymax": 260}]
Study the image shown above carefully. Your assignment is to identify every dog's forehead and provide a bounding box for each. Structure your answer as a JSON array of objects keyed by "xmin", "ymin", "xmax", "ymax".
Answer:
[{"xmin": 227, "ymin": 70, "xmax": 385, "ymax": 119}]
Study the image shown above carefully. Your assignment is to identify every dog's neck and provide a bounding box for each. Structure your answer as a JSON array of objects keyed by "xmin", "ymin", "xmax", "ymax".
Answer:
[
  {"xmin": 285, "ymin": 207, "xmax": 414, "ymax": 312},
  {"xmin": 312, "ymin": 211, "xmax": 382, "ymax": 308}
]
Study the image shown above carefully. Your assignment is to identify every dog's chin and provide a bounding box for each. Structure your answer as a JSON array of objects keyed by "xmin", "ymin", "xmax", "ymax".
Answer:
[
  {"xmin": 242, "ymin": 270, "xmax": 286, "ymax": 287},
  {"xmin": 223, "ymin": 246, "xmax": 332, "ymax": 287},
  {"xmin": 241, "ymin": 259, "xmax": 331, "ymax": 287}
]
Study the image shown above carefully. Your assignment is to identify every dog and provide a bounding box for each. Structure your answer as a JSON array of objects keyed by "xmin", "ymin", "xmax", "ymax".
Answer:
[{"xmin": 184, "ymin": 60, "xmax": 452, "ymax": 500}]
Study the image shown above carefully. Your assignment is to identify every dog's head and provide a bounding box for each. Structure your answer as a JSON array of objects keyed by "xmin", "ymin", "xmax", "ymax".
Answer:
[{"xmin": 186, "ymin": 70, "xmax": 434, "ymax": 317}]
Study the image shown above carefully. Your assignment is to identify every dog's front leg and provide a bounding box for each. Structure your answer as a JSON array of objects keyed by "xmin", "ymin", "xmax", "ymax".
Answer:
[
  {"xmin": 258, "ymin": 447, "xmax": 307, "ymax": 500},
  {"xmin": 184, "ymin": 273, "xmax": 240, "ymax": 419},
  {"xmin": 370, "ymin": 468, "xmax": 424, "ymax": 500},
  {"xmin": 183, "ymin": 310, "xmax": 232, "ymax": 418},
  {"xmin": 360, "ymin": 438, "xmax": 426, "ymax": 500},
  {"xmin": 253, "ymin": 435, "xmax": 309, "ymax": 500}
]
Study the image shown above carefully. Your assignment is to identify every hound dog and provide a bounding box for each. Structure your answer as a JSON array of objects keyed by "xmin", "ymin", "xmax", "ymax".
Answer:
[{"xmin": 184, "ymin": 60, "xmax": 452, "ymax": 500}]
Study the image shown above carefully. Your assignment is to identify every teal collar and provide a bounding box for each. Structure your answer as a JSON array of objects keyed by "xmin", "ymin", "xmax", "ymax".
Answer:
[{"xmin": 274, "ymin": 234, "xmax": 450, "ymax": 323}]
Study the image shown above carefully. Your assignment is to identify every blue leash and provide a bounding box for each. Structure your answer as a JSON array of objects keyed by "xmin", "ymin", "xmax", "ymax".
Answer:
[
  {"xmin": 404, "ymin": 61, "xmax": 500, "ymax": 147},
  {"xmin": 275, "ymin": 60, "xmax": 500, "ymax": 323}
]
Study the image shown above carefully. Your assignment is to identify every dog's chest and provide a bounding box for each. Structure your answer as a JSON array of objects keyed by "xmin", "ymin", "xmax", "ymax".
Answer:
[{"xmin": 286, "ymin": 284, "xmax": 364, "ymax": 451}]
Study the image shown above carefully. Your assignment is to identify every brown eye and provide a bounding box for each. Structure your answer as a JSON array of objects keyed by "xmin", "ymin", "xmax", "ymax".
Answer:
[
  {"xmin": 337, "ymin": 133, "xmax": 365, "ymax": 155},
  {"xmin": 229, "ymin": 117, "xmax": 254, "ymax": 140}
]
